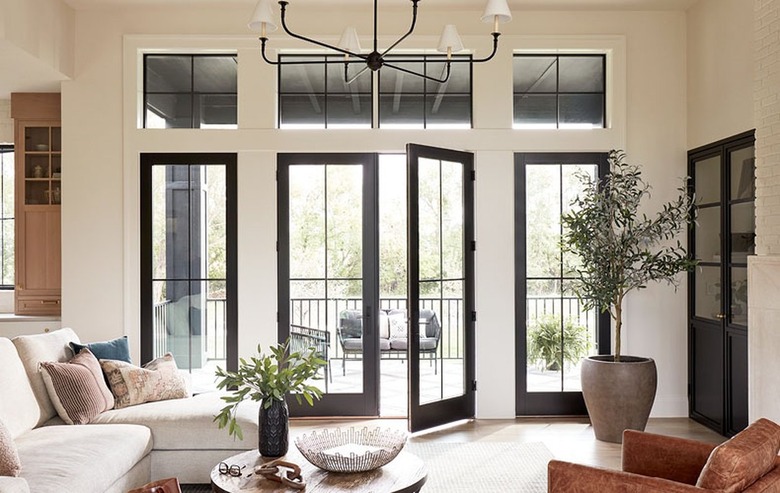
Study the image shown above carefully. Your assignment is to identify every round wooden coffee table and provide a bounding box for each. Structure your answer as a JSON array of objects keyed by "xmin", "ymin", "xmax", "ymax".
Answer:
[{"xmin": 210, "ymin": 447, "xmax": 427, "ymax": 492}]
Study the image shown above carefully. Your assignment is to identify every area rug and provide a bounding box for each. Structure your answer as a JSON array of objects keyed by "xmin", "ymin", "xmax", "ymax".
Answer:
[{"xmin": 405, "ymin": 441, "xmax": 552, "ymax": 493}]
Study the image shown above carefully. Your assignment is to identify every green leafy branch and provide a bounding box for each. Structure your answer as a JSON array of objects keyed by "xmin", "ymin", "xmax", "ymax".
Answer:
[
  {"xmin": 561, "ymin": 150, "xmax": 697, "ymax": 361},
  {"xmin": 213, "ymin": 340, "xmax": 325, "ymax": 440}
]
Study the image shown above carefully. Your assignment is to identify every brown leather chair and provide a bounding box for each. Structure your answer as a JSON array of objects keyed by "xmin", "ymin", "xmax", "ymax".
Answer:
[
  {"xmin": 548, "ymin": 419, "xmax": 780, "ymax": 492},
  {"xmin": 127, "ymin": 477, "xmax": 182, "ymax": 493}
]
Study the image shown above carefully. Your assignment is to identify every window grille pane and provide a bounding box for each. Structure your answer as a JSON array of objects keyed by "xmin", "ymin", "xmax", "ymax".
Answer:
[
  {"xmin": 558, "ymin": 56, "xmax": 604, "ymax": 92},
  {"xmin": 280, "ymin": 94, "xmax": 326, "ymax": 127},
  {"xmin": 193, "ymin": 56, "xmax": 237, "ymax": 93},
  {"xmin": 437, "ymin": 61, "xmax": 471, "ymax": 93},
  {"xmin": 146, "ymin": 94, "xmax": 193, "ymax": 129},
  {"xmin": 514, "ymin": 56, "xmax": 557, "ymax": 93},
  {"xmin": 425, "ymin": 94, "xmax": 471, "ymax": 128},
  {"xmin": 327, "ymin": 63, "xmax": 371, "ymax": 93},
  {"xmin": 379, "ymin": 94, "xmax": 425, "ymax": 128},
  {"xmin": 146, "ymin": 56, "xmax": 192, "ymax": 93},
  {"xmin": 280, "ymin": 61, "xmax": 326, "ymax": 93},
  {"xmin": 197, "ymin": 94, "xmax": 238, "ymax": 127},
  {"xmin": 559, "ymin": 94, "xmax": 604, "ymax": 127},
  {"xmin": 514, "ymin": 94, "xmax": 557, "ymax": 126},
  {"xmin": 379, "ymin": 61, "xmax": 425, "ymax": 93},
  {"xmin": 327, "ymin": 94, "xmax": 372, "ymax": 127}
]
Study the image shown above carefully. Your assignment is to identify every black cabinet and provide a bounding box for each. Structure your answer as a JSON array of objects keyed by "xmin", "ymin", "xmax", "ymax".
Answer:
[{"xmin": 688, "ymin": 130, "xmax": 754, "ymax": 437}]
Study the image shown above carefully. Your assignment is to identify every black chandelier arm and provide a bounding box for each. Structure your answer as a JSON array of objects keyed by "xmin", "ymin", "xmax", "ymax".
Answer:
[
  {"xmin": 261, "ymin": 39, "xmax": 367, "ymax": 65},
  {"xmin": 383, "ymin": 60, "xmax": 451, "ymax": 84},
  {"xmin": 380, "ymin": 0, "xmax": 420, "ymax": 57},
  {"xmin": 259, "ymin": 37, "xmax": 281, "ymax": 65},
  {"xmin": 471, "ymin": 32, "xmax": 501, "ymax": 63},
  {"xmin": 278, "ymin": 1, "xmax": 367, "ymax": 60}
]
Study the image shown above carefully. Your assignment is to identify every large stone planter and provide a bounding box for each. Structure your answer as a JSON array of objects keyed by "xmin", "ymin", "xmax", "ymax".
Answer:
[{"xmin": 581, "ymin": 355, "xmax": 657, "ymax": 443}]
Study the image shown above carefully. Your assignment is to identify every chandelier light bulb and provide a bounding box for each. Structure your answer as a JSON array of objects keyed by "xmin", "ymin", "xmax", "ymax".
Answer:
[
  {"xmin": 437, "ymin": 25, "xmax": 464, "ymax": 59},
  {"xmin": 481, "ymin": 0, "xmax": 512, "ymax": 33}
]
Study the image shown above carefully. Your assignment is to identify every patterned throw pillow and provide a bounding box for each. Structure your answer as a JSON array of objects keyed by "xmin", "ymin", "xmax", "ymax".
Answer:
[
  {"xmin": 0, "ymin": 418, "xmax": 21, "ymax": 477},
  {"xmin": 388, "ymin": 312, "xmax": 408, "ymax": 339},
  {"xmin": 40, "ymin": 348, "xmax": 115, "ymax": 425},
  {"xmin": 100, "ymin": 353, "xmax": 188, "ymax": 409}
]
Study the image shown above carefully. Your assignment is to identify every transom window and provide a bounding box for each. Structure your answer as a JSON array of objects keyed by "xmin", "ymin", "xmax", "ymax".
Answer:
[
  {"xmin": 0, "ymin": 145, "xmax": 13, "ymax": 289},
  {"xmin": 513, "ymin": 54, "xmax": 605, "ymax": 129},
  {"xmin": 277, "ymin": 55, "xmax": 473, "ymax": 129},
  {"xmin": 144, "ymin": 54, "xmax": 238, "ymax": 129},
  {"xmin": 278, "ymin": 55, "xmax": 372, "ymax": 129}
]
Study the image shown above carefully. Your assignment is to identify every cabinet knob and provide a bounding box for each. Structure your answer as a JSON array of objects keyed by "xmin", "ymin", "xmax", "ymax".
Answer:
[{"xmin": 715, "ymin": 313, "xmax": 727, "ymax": 319}]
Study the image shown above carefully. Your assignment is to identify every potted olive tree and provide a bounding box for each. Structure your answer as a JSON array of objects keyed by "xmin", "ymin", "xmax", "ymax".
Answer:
[
  {"xmin": 214, "ymin": 340, "xmax": 325, "ymax": 457},
  {"xmin": 561, "ymin": 150, "xmax": 696, "ymax": 443}
]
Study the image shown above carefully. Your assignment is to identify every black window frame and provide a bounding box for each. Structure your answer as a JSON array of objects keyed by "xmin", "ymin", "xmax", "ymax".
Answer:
[
  {"xmin": 277, "ymin": 54, "xmax": 374, "ymax": 129},
  {"xmin": 143, "ymin": 54, "xmax": 238, "ymax": 129},
  {"xmin": 513, "ymin": 54, "xmax": 607, "ymax": 129},
  {"xmin": 378, "ymin": 54, "xmax": 473, "ymax": 129},
  {"xmin": 0, "ymin": 145, "xmax": 13, "ymax": 290}
]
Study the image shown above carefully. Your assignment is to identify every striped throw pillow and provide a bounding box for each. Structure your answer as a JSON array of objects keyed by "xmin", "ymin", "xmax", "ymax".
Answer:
[{"xmin": 40, "ymin": 348, "xmax": 115, "ymax": 425}]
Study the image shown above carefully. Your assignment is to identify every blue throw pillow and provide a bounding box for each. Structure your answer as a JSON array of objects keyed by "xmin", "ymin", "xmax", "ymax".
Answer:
[{"xmin": 70, "ymin": 336, "xmax": 131, "ymax": 363}]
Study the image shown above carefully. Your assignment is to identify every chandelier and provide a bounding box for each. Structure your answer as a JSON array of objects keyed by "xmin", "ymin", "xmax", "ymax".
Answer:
[{"xmin": 248, "ymin": 0, "xmax": 512, "ymax": 83}]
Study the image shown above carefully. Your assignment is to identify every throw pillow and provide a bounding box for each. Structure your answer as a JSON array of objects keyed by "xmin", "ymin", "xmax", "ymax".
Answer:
[
  {"xmin": 388, "ymin": 312, "xmax": 408, "ymax": 339},
  {"xmin": 0, "ymin": 418, "xmax": 21, "ymax": 477},
  {"xmin": 70, "ymin": 336, "xmax": 131, "ymax": 363},
  {"xmin": 100, "ymin": 353, "xmax": 189, "ymax": 409},
  {"xmin": 696, "ymin": 418, "xmax": 780, "ymax": 493},
  {"xmin": 39, "ymin": 348, "xmax": 115, "ymax": 425}
]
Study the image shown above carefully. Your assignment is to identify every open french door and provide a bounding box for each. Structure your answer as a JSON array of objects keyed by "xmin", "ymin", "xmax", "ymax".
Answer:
[{"xmin": 407, "ymin": 144, "xmax": 475, "ymax": 432}]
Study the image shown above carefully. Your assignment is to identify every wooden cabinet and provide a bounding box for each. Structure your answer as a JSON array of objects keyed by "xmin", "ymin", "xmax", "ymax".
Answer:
[
  {"xmin": 688, "ymin": 130, "xmax": 754, "ymax": 437},
  {"xmin": 11, "ymin": 93, "xmax": 62, "ymax": 316}
]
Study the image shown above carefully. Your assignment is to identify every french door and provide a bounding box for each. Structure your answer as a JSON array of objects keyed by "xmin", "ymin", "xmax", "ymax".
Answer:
[
  {"xmin": 407, "ymin": 144, "xmax": 475, "ymax": 432},
  {"xmin": 278, "ymin": 146, "xmax": 475, "ymax": 431},
  {"xmin": 515, "ymin": 153, "xmax": 610, "ymax": 415}
]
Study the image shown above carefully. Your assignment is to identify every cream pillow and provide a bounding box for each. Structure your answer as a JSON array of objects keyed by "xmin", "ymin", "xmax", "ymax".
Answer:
[
  {"xmin": 100, "ymin": 353, "xmax": 189, "ymax": 409},
  {"xmin": 40, "ymin": 348, "xmax": 115, "ymax": 425},
  {"xmin": 0, "ymin": 419, "xmax": 21, "ymax": 477}
]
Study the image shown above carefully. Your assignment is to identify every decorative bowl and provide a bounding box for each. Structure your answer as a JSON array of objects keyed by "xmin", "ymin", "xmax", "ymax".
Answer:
[
  {"xmin": 294, "ymin": 426, "xmax": 408, "ymax": 473},
  {"xmin": 33, "ymin": 144, "xmax": 49, "ymax": 151}
]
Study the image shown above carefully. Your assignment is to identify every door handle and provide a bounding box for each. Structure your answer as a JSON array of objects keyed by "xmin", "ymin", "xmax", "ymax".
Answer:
[
  {"xmin": 40, "ymin": 300, "xmax": 60, "ymax": 305},
  {"xmin": 715, "ymin": 313, "xmax": 727, "ymax": 319}
]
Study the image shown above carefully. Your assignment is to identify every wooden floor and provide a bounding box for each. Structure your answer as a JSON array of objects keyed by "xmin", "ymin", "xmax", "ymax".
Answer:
[{"xmin": 290, "ymin": 417, "xmax": 726, "ymax": 471}]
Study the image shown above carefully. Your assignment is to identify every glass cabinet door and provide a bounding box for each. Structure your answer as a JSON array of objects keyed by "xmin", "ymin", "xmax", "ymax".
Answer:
[
  {"xmin": 693, "ymin": 154, "xmax": 722, "ymax": 322},
  {"xmin": 23, "ymin": 125, "xmax": 61, "ymax": 206}
]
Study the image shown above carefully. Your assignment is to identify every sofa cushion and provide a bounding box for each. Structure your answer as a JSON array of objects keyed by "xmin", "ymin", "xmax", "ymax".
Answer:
[
  {"xmin": 15, "ymin": 423, "xmax": 152, "ymax": 493},
  {"xmin": 40, "ymin": 348, "xmax": 114, "ymax": 425},
  {"xmin": 0, "ymin": 338, "xmax": 41, "ymax": 438},
  {"xmin": 12, "ymin": 328, "xmax": 81, "ymax": 427},
  {"xmin": 696, "ymin": 418, "xmax": 780, "ymax": 493},
  {"xmin": 70, "ymin": 336, "xmax": 131, "ymax": 363},
  {"xmin": 0, "ymin": 418, "xmax": 21, "ymax": 476},
  {"xmin": 91, "ymin": 391, "xmax": 259, "ymax": 450},
  {"xmin": 100, "ymin": 353, "xmax": 189, "ymax": 409},
  {"xmin": 342, "ymin": 338, "xmax": 391, "ymax": 351},
  {"xmin": 389, "ymin": 337, "xmax": 438, "ymax": 351}
]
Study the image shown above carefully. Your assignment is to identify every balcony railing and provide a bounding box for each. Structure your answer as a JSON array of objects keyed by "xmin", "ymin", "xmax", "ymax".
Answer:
[{"xmin": 152, "ymin": 295, "xmax": 595, "ymax": 364}]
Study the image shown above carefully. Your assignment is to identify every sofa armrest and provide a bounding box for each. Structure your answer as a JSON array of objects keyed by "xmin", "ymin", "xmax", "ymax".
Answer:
[
  {"xmin": 622, "ymin": 430, "xmax": 717, "ymax": 485},
  {"xmin": 548, "ymin": 460, "xmax": 705, "ymax": 493},
  {"xmin": 0, "ymin": 476, "xmax": 31, "ymax": 493}
]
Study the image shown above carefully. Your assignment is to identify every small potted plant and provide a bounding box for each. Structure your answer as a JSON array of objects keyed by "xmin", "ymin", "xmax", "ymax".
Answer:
[
  {"xmin": 561, "ymin": 150, "xmax": 696, "ymax": 443},
  {"xmin": 214, "ymin": 340, "xmax": 325, "ymax": 457},
  {"xmin": 527, "ymin": 315, "xmax": 589, "ymax": 371}
]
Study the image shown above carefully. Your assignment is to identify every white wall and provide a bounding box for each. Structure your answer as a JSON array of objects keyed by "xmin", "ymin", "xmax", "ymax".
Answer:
[
  {"xmin": 687, "ymin": 0, "xmax": 754, "ymax": 149},
  {"xmin": 62, "ymin": 5, "xmax": 689, "ymax": 418}
]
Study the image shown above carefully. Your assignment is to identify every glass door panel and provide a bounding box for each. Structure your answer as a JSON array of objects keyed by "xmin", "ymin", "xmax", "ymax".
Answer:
[
  {"xmin": 279, "ymin": 154, "xmax": 379, "ymax": 417},
  {"xmin": 141, "ymin": 154, "xmax": 237, "ymax": 393},
  {"xmin": 407, "ymin": 144, "xmax": 474, "ymax": 432},
  {"xmin": 515, "ymin": 153, "xmax": 609, "ymax": 416}
]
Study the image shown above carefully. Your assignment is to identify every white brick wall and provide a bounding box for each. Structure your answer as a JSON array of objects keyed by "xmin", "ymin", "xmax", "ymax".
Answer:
[{"xmin": 755, "ymin": 0, "xmax": 780, "ymax": 255}]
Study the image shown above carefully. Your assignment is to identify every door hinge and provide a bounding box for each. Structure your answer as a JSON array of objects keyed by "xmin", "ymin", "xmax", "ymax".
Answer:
[
  {"xmin": 471, "ymin": 380, "xmax": 477, "ymax": 391},
  {"xmin": 471, "ymin": 311, "xmax": 477, "ymax": 322},
  {"xmin": 276, "ymin": 240, "xmax": 279, "ymax": 252},
  {"xmin": 471, "ymin": 170, "xmax": 476, "ymax": 181},
  {"xmin": 276, "ymin": 169, "xmax": 279, "ymax": 181},
  {"xmin": 471, "ymin": 240, "xmax": 476, "ymax": 252},
  {"xmin": 276, "ymin": 312, "xmax": 279, "ymax": 322}
]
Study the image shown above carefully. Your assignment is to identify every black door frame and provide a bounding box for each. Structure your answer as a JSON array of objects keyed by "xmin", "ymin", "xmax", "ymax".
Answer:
[
  {"xmin": 277, "ymin": 153, "xmax": 380, "ymax": 417},
  {"xmin": 407, "ymin": 143, "xmax": 476, "ymax": 432},
  {"xmin": 139, "ymin": 152, "xmax": 238, "ymax": 371},
  {"xmin": 514, "ymin": 152, "xmax": 610, "ymax": 416}
]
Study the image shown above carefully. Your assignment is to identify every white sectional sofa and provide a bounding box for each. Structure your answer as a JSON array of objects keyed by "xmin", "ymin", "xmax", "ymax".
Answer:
[{"xmin": 0, "ymin": 328, "xmax": 259, "ymax": 492}]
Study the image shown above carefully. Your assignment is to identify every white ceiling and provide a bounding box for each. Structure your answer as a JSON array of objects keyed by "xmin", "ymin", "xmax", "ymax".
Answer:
[{"xmin": 61, "ymin": 0, "xmax": 698, "ymax": 11}]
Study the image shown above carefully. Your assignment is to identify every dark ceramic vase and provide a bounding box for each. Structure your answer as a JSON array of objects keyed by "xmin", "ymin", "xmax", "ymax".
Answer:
[{"xmin": 258, "ymin": 398, "xmax": 289, "ymax": 457}]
